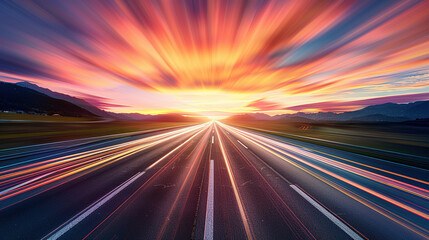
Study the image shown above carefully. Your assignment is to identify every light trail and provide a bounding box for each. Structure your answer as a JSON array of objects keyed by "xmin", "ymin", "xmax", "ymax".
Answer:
[
  {"xmin": 0, "ymin": 124, "xmax": 196, "ymax": 164},
  {"xmin": 220, "ymin": 124, "xmax": 317, "ymax": 240},
  {"xmin": 80, "ymin": 123, "xmax": 212, "ymax": 240},
  {"xmin": 44, "ymin": 123, "xmax": 211, "ymax": 240},
  {"xmin": 215, "ymin": 124, "xmax": 254, "ymax": 240},
  {"xmin": 218, "ymin": 122, "xmax": 429, "ymax": 236},
  {"xmin": 239, "ymin": 126, "xmax": 429, "ymax": 186},
  {"xmin": 220, "ymin": 123, "xmax": 429, "ymax": 199},
  {"xmin": 156, "ymin": 125, "xmax": 212, "ymax": 238},
  {"xmin": 0, "ymin": 123, "xmax": 209, "ymax": 202}
]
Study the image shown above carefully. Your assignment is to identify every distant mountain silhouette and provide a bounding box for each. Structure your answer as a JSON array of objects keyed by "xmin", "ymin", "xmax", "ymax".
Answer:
[
  {"xmin": 16, "ymin": 81, "xmax": 115, "ymax": 119},
  {"xmin": 3, "ymin": 81, "xmax": 205, "ymax": 122},
  {"xmin": 248, "ymin": 113, "xmax": 272, "ymax": 120},
  {"xmin": 0, "ymin": 82, "xmax": 97, "ymax": 117},
  {"xmin": 227, "ymin": 100, "xmax": 429, "ymax": 122},
  {"xmin": 340, "ymin": 101, "xmax": 429, "ymax": 120},
  {"xmin": 14, "ymin": 82, "xmax": 159, "ymax": 120}
]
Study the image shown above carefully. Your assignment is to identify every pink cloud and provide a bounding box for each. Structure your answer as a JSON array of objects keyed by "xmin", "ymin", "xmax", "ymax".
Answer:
[
  {"xmin": 284, "ymin": 92, "xmax": 429, "ymax": 112},
  {"xmin": 75, "ymin": 92, "xmax": 130, "ymax": 109},
  {"xmin": 247, "ymin": 98, "xmax": 283, "ymax": 111}
]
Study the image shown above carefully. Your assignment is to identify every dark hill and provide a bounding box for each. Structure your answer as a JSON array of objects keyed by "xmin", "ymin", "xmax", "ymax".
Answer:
[
  {"xmin": 16, "ymin": 81, "xmax": 114, "ymax": 118},
  {"xmin": 0, "ymin": 82, "xmax": 97, "ymax": 118}
]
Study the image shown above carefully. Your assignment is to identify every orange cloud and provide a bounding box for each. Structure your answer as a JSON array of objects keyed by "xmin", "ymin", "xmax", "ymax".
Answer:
[{"xmin": 246, "ymin": 98, "xmax": 283, "ymax": 111}]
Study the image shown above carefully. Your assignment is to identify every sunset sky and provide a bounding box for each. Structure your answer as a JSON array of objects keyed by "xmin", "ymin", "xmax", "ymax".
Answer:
[{"xmin": 1, "ymin": 0, "xmax": 429, "ymax": 118}]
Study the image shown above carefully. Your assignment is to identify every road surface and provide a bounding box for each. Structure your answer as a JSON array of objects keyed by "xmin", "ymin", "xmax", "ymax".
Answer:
[{"xmin": 0, "ymin": 122, "xmax": 428, "ymax": 239}]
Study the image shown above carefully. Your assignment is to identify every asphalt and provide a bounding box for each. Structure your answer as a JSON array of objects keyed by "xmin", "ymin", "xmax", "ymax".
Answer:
[{"xmin": 0, "ymin": 122, "xmax": 427, "ymax": 239}]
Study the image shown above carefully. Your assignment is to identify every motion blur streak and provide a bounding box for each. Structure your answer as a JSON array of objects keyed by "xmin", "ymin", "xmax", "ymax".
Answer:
[
  {"xmin": 43, "ymin": 124, "xmax": 211, "ymax": 240},
  {"xmin": 0, "ymin": 122, "xmax": 428, "ymax": 239},
  {"xmin": 222, "ymin": 124, "xmax": 429, "ymax": 200},
  {"xmin": 218, "ymin": 122, "xmax": 429, "ymax": 237},
  {"xmin": 80, "ymin": 124, "xmax": 211, "ymax": 239},
  {"xmin": 0, "ymin": 123, "xmax": 208, "ymax": 202},
  {"xmin": 215, "ymin": 123, "xmax": 254, "ymax": 240},
  {"xmin": 156, "ymin": 126, "xmax": 211, "ymax": 238}
]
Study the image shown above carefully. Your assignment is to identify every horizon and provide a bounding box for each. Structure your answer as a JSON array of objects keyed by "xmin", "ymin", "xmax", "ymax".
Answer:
[
  {"xmin": 4, "ymin": 79, "xmax": 429, "ymax": 121},
  {"xmin": 1, "ymin": 1, "xmax": 428, "ymax": 119}
]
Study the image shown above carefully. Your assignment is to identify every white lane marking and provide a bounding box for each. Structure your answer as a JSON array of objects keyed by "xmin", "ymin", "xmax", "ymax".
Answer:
[
  {"xmin": 44, "ymin": 171, "xmax": 144, "ymax": 240},
  {"xmin": 237, "ymin": 140, "xmax": 248, "ymax": 149},
  {"xmin": 290, "ymin": 185, "xmax": 363, "ymax": 240},
  {"xmin": 212, "ymin": 136, "xmax": 214, "ymax": 144},
  {"xmin": 204, "ymin": 160, "xmax": 215, "ymax": 240}
]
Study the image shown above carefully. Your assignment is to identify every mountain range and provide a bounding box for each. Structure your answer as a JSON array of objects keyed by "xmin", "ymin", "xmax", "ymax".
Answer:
[
  {"xmin": 227, "ymin": 101, "xmax": 429, "ymax": 122},
  {"xmin": 0, "ymin": 82, "xmax": 97, "ymax": 118},
  {"xmin": 2, "ymin": 81, "xmax": 428, "ymax": 122},
  {"xmin": 0, "ymin": 81, "xmax": 202, "ymax": 121}
]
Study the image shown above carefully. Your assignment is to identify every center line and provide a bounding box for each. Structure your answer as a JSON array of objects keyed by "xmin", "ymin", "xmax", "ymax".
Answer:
[
  {"xmin": 211, "ymin": 136, "xmax": 214, "ymax": 144},
  {"xmin": 204, "ymin": 160, "xmax": 215, "ymax": 240}
]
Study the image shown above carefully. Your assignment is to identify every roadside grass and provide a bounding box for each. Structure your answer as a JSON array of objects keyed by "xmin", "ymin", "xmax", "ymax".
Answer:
[{"xmin": 0, "ymin": 112, "xmax": 97, "ymax": 122}]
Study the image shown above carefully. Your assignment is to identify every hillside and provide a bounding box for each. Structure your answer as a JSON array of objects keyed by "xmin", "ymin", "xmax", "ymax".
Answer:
[
  {"xmin": 0, "ymin": 82, "xmax": 97, "ymax": 118},
  {"xmin": 16, "ymin": 82, "xmax": 114, "ymax": 118}
]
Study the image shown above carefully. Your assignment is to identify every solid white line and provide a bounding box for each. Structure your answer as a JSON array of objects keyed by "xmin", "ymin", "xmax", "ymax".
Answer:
[
  {"xmin": 237, "ymin": 140, "xmax": 248, "ymax": 149},
  {"xmin": 204, "ymin": 160, "xmax": 215, "ymax": 240},
  {"xmin": 290, "ymin": 185, "xmax": 363, "ymax": 240},
  {"xmin": 45, "ymin": 171, "xmax": 145, "ymax": 240},
  {"xmin": 212, "ymin": 136, "xmax": 214, "ymax": 144}
]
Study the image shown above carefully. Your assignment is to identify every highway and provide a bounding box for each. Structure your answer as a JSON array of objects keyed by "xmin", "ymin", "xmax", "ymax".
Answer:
[{"xmin": 0, "ymin": 121, "xmax": 428, "ymax": 239}]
